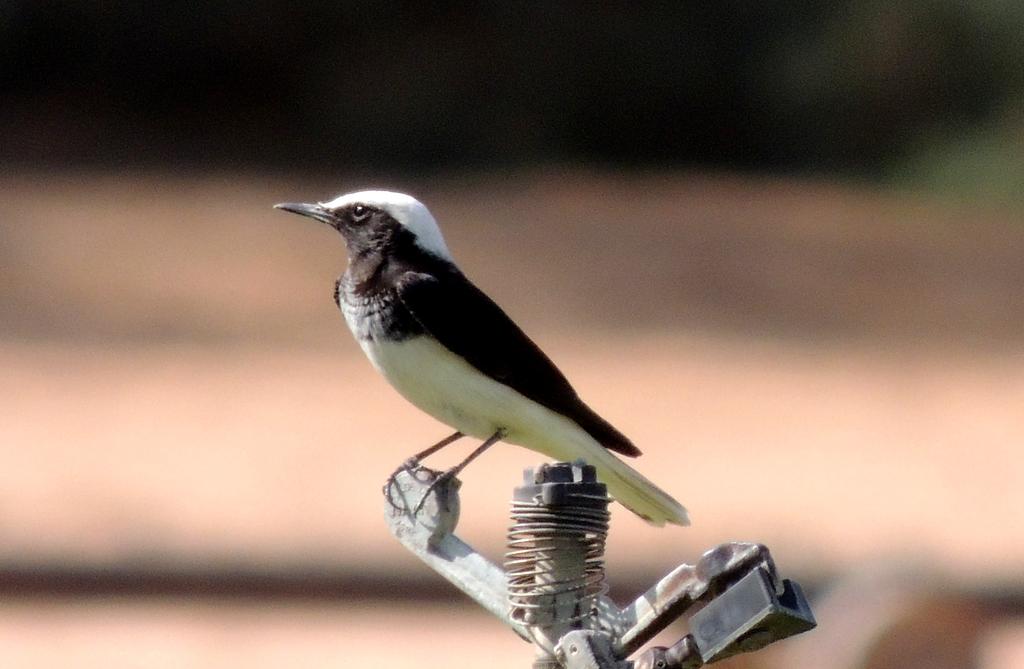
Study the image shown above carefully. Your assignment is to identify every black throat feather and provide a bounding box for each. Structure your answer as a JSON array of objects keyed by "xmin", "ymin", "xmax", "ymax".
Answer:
[{"xmin": 338, "ymin": 224, "xmax": 454, "ymax": 342}]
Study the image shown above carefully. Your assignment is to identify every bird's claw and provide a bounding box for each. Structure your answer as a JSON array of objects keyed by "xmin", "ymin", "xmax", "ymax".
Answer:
[
  {"xmin": 412, "ymin": 469, "xmax": 457, "ymax": 516},
  {"xmin": 382, "ymin": 457, "xmax": 423, "ymax": 511}
]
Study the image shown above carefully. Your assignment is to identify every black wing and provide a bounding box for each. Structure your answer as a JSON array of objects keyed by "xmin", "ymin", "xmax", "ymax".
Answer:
[{"xmin": 395, "ymin": 271, "xmax": 640, "ymax": 457}]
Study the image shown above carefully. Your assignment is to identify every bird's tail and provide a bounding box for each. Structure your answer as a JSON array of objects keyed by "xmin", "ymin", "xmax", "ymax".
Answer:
[
  {"xmin": 582, "ymin": 445, "xmax": 690, "ymax": 527},
  {"xmin": 514, "ymin": 410, "xmax": 689, "ymax": 526}
]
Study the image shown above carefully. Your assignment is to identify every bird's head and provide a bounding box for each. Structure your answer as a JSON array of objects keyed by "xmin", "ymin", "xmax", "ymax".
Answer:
[{"xmin": 274, "ymin": 190, "xmax": 451, "ymax": 261}]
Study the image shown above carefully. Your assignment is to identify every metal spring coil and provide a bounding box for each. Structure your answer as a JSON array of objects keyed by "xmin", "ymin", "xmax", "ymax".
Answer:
[{"xmin": 506, "ymin": 496, "xmax": 610, "ymax": 625}]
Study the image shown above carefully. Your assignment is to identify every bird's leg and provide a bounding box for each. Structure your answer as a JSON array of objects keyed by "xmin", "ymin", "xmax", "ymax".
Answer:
[
  {"xmin": 405, "ymin": 431, "xmax": 465, "ymax": 469},
  {"xmin": 383, "ymin": 431, "xmax": 464, "ymax": 506},
  {"xmin": 412, "ymin": 429, "xmax": 505, "ymax": 515}
]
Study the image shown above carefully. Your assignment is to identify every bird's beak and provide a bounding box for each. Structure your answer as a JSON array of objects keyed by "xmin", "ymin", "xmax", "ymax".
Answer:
[{"xmin": 273, "ymin": 202, "xmax": 336, "ymax": 225}]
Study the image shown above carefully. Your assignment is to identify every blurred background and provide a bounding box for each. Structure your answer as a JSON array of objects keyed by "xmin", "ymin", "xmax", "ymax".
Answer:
[{"xmin": 1, "ymin": 3, "xmax": 1022, "ymax": 668}]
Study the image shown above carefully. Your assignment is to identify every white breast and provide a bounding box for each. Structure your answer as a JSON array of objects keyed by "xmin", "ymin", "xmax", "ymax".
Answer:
[
  {"xmin": 361, "ymin": 336, "xmax": 513, "ymax": 438},
  {"xmin": 356, "ymin": 335, "xmax": 594, "ymax": 463}
]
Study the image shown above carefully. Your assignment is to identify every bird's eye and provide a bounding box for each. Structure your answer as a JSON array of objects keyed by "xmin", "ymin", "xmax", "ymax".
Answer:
[{"xmin": 351, "ymin": 205, "xmax": 371, "ymax": 222}]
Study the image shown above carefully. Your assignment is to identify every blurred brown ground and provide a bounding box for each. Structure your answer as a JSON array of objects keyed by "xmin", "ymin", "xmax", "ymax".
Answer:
[{"xmin": 1, "ymin": 172, "xmax": 1021, "ymax": 667}]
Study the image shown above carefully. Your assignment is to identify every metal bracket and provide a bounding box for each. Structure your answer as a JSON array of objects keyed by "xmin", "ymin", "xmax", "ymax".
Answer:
[
  {"xmin": 384, "ymin": 466, "xmax": 531, "ymax": 641},
  {"xmin": 632, "ymin": 565, "xmax": 816, "ymax": 667},
  {"xmin": 557, "ymin": 631, "xmax": 628, "ymax": 669},
  {"xmin": 689, "ymin": 567, "xmax": 816, "ymax": 662}
]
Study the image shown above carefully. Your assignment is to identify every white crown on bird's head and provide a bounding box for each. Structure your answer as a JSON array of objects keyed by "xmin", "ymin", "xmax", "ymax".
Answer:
[{"xmin": 321, "ymin": 190, "xmax": 452, "ymax": 260}]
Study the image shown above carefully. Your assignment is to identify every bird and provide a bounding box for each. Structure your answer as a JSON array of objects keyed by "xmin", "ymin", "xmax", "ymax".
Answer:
[{"xmin": 274, "ymin": 190, "xmax": 689, "ymax": 526}]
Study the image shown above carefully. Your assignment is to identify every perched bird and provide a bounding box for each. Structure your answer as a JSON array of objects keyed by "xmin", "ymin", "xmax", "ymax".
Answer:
[{"xmin": 275, "ymin": 191, "xmax": 689, "ymax": 526}]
